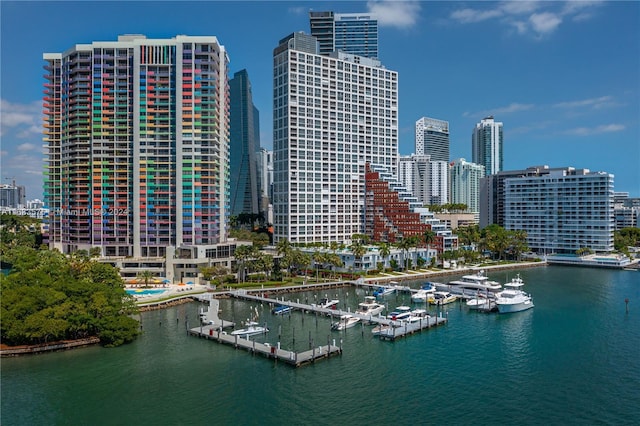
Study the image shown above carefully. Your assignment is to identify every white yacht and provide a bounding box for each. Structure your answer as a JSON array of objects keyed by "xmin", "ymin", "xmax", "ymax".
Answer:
[
  {"xmin": 411, "ymin": 283, "xmax": 436, "ymax": 303},
  {"xmin": 373, "ymin": 286, "xmax": 396, "ymax": 297},
  {"xmin": 386, "ymin": 306, "xmax": 412, "ymax": 321},
  {"xmin": 230, "ymin": 321, "xmax": 269, "ymax": 337},
  {"xmin": 315, "ymin": 298, "xmax": 339, "ymax": 309},
  {"xmin": 331, "ymin": 314, "xmax": 361, "ymax": 331},
  {"xmin": 438, "ymin": 270, "xmax": 502, "ymax": 295},
  {"xmin": 231, "ymin": 307, "xmax": 269, "ymax": 336},
  {"xmin": 496, "ymin": 275, "xmax": 534, "ymax": 313},
  {"xmin": 428, "ymin": 291, "xmax": 458, "ymax": 305},
  {"xmin": 355, "ymin": 296, "xmax": 385, "ymax": 317}
]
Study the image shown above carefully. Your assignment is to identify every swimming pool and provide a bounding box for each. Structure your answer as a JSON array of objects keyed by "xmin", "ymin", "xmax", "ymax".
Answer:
[{"xmin": 126, "ymin": 289, "xmax": 167, "ymax": 296}]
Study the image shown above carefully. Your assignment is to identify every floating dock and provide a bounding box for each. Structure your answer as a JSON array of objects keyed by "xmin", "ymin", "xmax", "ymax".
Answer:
[
  {"xmin": 188, "ymin": 325, "xmax": 342, "ymax": 367},
  {"xmin": 229, "ymin": 290, "xmax": 448, "ymax": 341}
]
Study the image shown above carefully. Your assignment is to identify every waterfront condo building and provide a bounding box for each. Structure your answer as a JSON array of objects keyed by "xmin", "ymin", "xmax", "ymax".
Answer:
[
  {"xmin": 309, "ymin": 11, "xmax": 379, "ymax": 59},
  {"xmin": 500, "ymin": 166, "xmax": 615, "ymax": 253},
  {"xmin": 272, "ymin": 32, "xmax": 398, "ymax": 244},
  {"xmin": 449, "ymin": 158, "xmax": 484, "ymax": 215},
  {"xmin": 43, "ymin": 34, "xmax": 230, "ymax": 258},
  {"xmin": 398, "ymin": 155, "xmax": 449, "ymax": 206},
  {"xmin": 415, "ymin": 117, "xmax": 449, "ymax": 162},
  {"xmin": 229, "ymin": 69, "xmax": 260, "ymax": 217},
  {"xmin": 472, "ymin": 116, "xmax": 503, "ymax": 176}
]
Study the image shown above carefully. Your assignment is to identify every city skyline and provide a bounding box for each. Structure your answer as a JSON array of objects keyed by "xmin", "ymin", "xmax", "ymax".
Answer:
[{"xmin": 1, "ymin": 1, "xmax": 638, "ymax": 200}]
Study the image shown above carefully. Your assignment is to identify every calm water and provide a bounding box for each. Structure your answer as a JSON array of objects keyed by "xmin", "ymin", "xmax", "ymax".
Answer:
[{"xmin": 2, "ymin": 266, "xmax": 639, "ymax": 425}]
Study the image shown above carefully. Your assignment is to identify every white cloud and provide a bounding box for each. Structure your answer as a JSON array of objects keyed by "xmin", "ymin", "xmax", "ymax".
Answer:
[
  {"xmin": 0, "ymin": 99, "xmax": 41, "ymax": 138},
  {"xmin": 565, "ymin": 123, "xmax": 625, "ymax": 135},
  {"xmin": 449, "ymin": 1, "xmax": 601, "ymax": 39},
  {"xmin": 553, "ymin": 96, "xmax": 618, "ymax": 109},
  {"xmin": 529, "ymin": 12, "xmax": 562, "ymax": 36},
  {"xmin": 450, "ymin": 8, "xmax": 502, "ymax": 23},
  {"xmin": 288, "ymin": 6, "xmax": 307, "ymax": 16},
  {"xmin": 367, "ymin": 0, "xmax": 421, "ymax": 28},
  {"xmin": 17, "ymin": 143, "xmax": 37, "ymax": 152},
  {"xmin": 463, "ymin": 102, "xmax": 534, "ymax": 118}
]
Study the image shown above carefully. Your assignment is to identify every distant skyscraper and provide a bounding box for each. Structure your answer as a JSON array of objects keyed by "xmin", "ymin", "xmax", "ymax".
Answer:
[
  {"xmin": 0, "ymin": 183, "xmax": 26, "ymax": 208},
  {"xmin": 415, "ymin": 117, "xmax": 449, "ymax": 161},
  {"xmin": 398, "ymin": 155, "xmax": 449, "ymax": 206},
  {"xmin": 43, "ymin": 34, "xmax": 230, "ymax": 257},
  {"xmin": 310, "ymin": 11, "xmax": 379, "ymax": 59},
  {"xmin": 449, "ymin": 158, "xmax": 484, "ymax": 213},
  {"xmin": 229, "ymin": 69, "xmax": 260, "ymax": 217},
  {"xmin": 472, "ymin": 116, "xmax": 503, "ymax": 176},
  {"xmin": 273, "ymin": 32, "xmax": 398, "ymax": 244}
]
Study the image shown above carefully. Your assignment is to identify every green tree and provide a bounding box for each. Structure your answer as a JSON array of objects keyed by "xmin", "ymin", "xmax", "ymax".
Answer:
[{"xmin": 137, "ymin": 270, "xmax": 155, "ymax": 288}]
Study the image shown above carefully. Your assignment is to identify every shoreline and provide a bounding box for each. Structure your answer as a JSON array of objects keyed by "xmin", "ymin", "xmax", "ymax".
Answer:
[{"xmin": 1, "ymin": 261, "xmax": 545, "ymax": 356}]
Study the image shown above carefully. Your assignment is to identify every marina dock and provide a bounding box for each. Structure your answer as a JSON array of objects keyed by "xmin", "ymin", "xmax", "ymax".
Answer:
[
  {"xmin": 188, "ymin": 324, "xmax": 342, "ymax": 367},
  {"xmin": 228, "ymin": 290, "xmax": 448, "ymax": 340}
]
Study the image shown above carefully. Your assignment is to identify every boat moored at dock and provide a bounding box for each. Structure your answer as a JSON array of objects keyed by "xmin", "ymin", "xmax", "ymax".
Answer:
[
  {"xmin": 428, "ymin": 291, "xmax": 458, "ymax": 305},
  {"xmin": 436, "ymin": 270, "xmax": 502, "ymax": 296},
  {"xmin": 355, "ymin": 296, "xmax": 385, "ymax": 317},
  {"xmin": 331, "ymin": 314, "xmax": 361, "ymax": 331},
  {"xmin": 271, "ymin": 304, "xmax": 293, "ymax": 315},
  {"xmin": 495, "ymin": 275, "xmax": 534, "ymax": 313}
]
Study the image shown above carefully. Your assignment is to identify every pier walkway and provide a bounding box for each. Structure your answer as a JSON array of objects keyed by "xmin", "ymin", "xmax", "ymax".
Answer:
[
  {"xmin": 228, "ymin": 290, "xmax": 448, "ymax": 339},
  {"xmin": 188, "ymin": 324, "xmax": 342, "ymax": 367}
]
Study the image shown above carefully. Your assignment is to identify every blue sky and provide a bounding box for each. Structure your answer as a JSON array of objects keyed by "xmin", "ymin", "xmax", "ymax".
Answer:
[{"xmin": 1, "ymin": 1, "xmax": 639, "ymax": 200}]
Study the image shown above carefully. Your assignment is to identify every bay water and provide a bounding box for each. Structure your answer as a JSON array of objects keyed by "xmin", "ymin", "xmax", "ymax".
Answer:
[{"xmin": 2, "ymin": 266, "xmax": 639, "ymax": 425}]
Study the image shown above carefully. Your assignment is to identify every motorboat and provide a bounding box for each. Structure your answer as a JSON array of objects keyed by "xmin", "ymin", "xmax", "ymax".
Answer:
[
  {"xmin": 437, "ymin": 270, "xmax": 502, "ymax": 296},
  {"xmin": 271, "ymin": 304, "xmax": 293, "ymax": 315},
  {"xmin": 406, "ymin": 308, "xmax": 429, "ymax": 323},
  {"xmin": 428, "ymin": 291, "xmax": 458, "ymax": 305},
  {"xmin": 495, "ymin": 275, "xmax": 534, "ymax": 313},
  {"xmin": 355, "ymin": 296, "xmax": 385, "ymax": 317},
  {"xmin": 386, "ymin": 306, "xmax": 412, "ymax": 321},
  {"xmin": 315, "ymin": 298, "xmax": 339, "ymax": 309},
  {"xmin": 373, "ymin": 286, "xmax": 396, "ymax": 297},
  {"xmin": 466, "ymin": 296, "xmax": 496, "ymax": 312},
  {"xmin": 231, "ymin": 307, "xmax": 269, "ymax": 336},
  {"xmin": 331, "ymin": 314, "xmax": 361, "ymax": 331},
  {"xmin": 411, "ymin": 289, "xmax": 432, "ymax": 303},
  {"xmin": 230, "ymin": 321, "xmax": 269, "ymax": 337}
]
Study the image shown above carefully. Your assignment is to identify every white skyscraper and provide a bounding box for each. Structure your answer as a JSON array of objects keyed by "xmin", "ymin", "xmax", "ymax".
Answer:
[
  {"xmin": 415, "ymin": 117, "xmax": 449, "ymax": 161},
  {"xmin": 272, "ymin": 32, "xmax": 398, "ymax": 244},
  {"xmin": 472, "ymin": 116, "xmax": 503, "ymax": 176},
  {"xmin": 398, "ymin": 155, "xmax": 448, "ymax": 206},
  {"xmin": 449, "ymin": 158, "xmax": 485, "ymax": 213}
]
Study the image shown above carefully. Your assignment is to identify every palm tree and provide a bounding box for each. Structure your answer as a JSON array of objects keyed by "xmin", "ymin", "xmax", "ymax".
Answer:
[
  {"xmin": 395, "ymin": 238, "xmax": 412, "ymax": 271},
  {"xmin": 378, "ymin": 243, "xmax": 391, "ymax": 270},
  {"xmin": 423, "ymin": 229, "xmax": 436, "ymax": 267},
  {"xmin": 349, "ymin": 241, "xmax": 366, "ymax": 272},
  {"xmin": 137, "ymin": 270, "xmax": 154, "ymax": 288}
]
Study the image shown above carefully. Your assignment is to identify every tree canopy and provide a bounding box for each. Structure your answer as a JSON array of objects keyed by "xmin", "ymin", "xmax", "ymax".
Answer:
[{"xmin": 1, "ymin": 246, "xmax": 140, "ymax": 348}]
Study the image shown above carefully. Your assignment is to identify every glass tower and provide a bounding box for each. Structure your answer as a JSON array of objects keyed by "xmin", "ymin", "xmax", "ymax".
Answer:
[
  {"xmin": 229, "ymin": 69, "xmax": 260, "ymax": 217},
  {"xmin": 310, "ymin": 11, "xmax": 379, "ymax": 59},
  {"xmin": 472, "ymin": 116, "xmax": 503, "ymax": 176}
]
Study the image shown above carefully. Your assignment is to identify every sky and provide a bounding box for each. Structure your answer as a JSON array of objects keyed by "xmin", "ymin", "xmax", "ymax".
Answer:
[{"xmin": 1, "ymin": 0, "xmax": 639, "ymax": 200}]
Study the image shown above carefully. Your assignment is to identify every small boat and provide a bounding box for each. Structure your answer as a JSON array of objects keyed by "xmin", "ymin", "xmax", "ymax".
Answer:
[
  {"xmin": 331, "ymin": 314, "xmax": 361, "ymax": 331},
  {"xmin": 386, "ymin": 306, "xmax": 412, "ymax": 321},
  {"xmin": 373, "ymin": 286, "xmax": 396, "ymax": 297},
  {"xmin": 496, "ymin": 274, "xmax": 534, "ymax": 313},
  {"xmin": 355, "ymin": 296, "xmax": 385, "ymax": 317},
  {"xmin": 315, "ymin": 298, "xmax": 339, "ymax": 309},
  {"xmin": 271, "ymin": 304, "xmax": 293, "ymax": 315},
  {"xmin": 466, "ymin": 296, "xmax": 496, "ymax": 312},
  {"xmin": 406, "ymin": 308, "xmax": 429, "ymax": 323},
  {"xmin": 428, "ymin": 291, "xmax": 457, "ymax": 305},
  {"xmin": 231, "ymin": 307, "xmax": 268, "ymax": 336},
  {"xmin": 411, "ymin": 289, "xmax": 430, "ymax": 303},
  {"xmin": 230, "ymin": 321, "xmax": 269, "ymax": 337}
]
